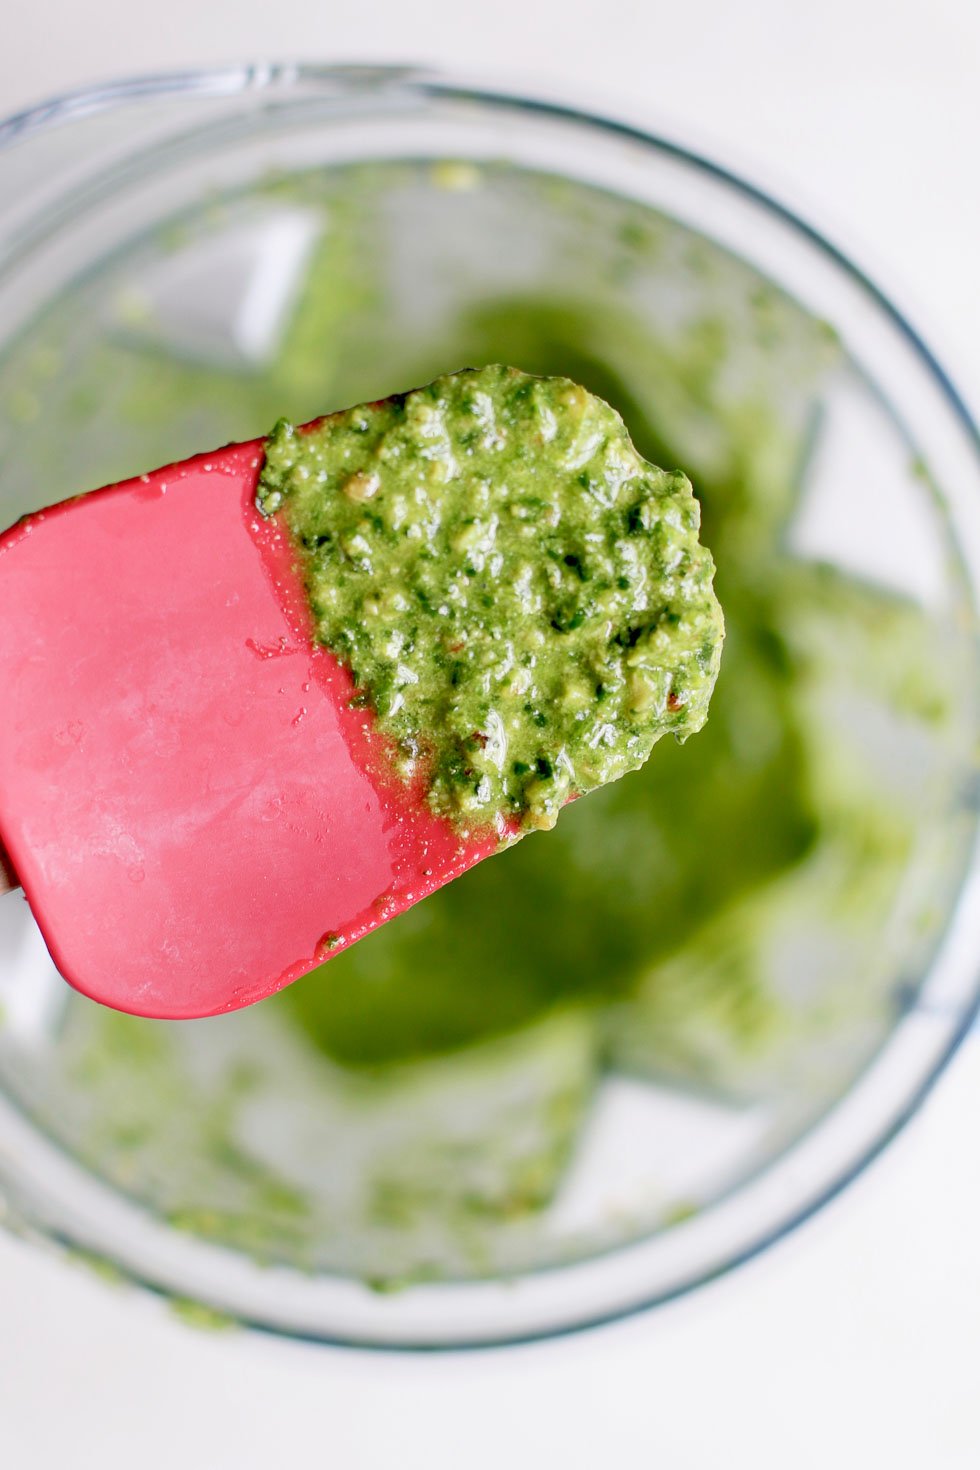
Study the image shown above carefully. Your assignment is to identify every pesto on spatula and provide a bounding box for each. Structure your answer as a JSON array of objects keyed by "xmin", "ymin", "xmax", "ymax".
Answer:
[{"xmin": 257, "ymin": 365, "xmax": 724, "ymax": 833}]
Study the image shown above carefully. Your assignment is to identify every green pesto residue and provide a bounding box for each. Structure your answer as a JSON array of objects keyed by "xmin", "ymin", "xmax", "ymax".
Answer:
[
  {"xmin": 169, "ymin": 1297, "xmax": 239, "ymax": 1333},
  {"xmin": 257, "ymin": 365, "xmax": 724, "ymax": 832},
  {"xmin": 0, "ymin": 157, "xmax": 970, "ymax": 1287}
]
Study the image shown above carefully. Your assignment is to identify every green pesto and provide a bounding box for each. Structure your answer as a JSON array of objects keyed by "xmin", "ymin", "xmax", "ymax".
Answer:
[
  {"xmin": 257, "ymin": 366, "xmax": 724, "ymax": 832},
  {"xmin": 0, "ymin": 159, "xmax": 966, "ymax": 1284}
]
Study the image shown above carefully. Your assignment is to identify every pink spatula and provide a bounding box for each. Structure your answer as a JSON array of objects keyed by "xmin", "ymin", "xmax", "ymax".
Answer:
[
  {"xmin": 0, "ymin": 368, "xmax": 724, "ymax": 1024},
  {"xmin": 0, "ymin": 441, "xmax": 498, "ymax": 1020}
]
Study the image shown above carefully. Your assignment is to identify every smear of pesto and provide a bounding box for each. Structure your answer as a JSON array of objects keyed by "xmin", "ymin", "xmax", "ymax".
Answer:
[{"xmin": 257, "ymin": 365, "xmax": 724, "ymax": 832}]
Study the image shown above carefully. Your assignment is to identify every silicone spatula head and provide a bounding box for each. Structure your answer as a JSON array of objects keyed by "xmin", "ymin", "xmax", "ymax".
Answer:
[{"xmin": 0, "ymin": 368, "xmax": 724, "ymax": 1020}]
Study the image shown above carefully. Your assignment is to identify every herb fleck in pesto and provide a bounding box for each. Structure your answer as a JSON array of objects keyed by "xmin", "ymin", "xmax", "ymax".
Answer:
[{"xmin": 257, "ymin": 365, "xmax": 724, "ymax": 832}]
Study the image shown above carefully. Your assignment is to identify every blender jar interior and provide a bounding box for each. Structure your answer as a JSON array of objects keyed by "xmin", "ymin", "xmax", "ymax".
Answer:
[{"xmin": 0, "ymin": 72, "xmax": 978, "ymax": 1345}]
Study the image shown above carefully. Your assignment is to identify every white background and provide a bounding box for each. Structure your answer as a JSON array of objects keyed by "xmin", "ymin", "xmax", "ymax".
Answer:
[{"xmin": 2, "ymin": 2, "xmax": 979, "ymax": 1465}]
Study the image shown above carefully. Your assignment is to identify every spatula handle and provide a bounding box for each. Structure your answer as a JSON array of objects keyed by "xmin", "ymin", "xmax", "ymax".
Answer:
[{"xmin": 0, "ymin": 840, "xmax": 17, "ymax": 896}]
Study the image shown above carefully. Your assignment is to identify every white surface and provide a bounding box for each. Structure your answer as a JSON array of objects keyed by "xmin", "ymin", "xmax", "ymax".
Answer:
[
  {"xmin": 1, "ymin": 2, "xmax": 979, "ymax": 1465},
  {"xmin": 4, "ymin": 1048, "xmax": 980, "ymax": 1469}
]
